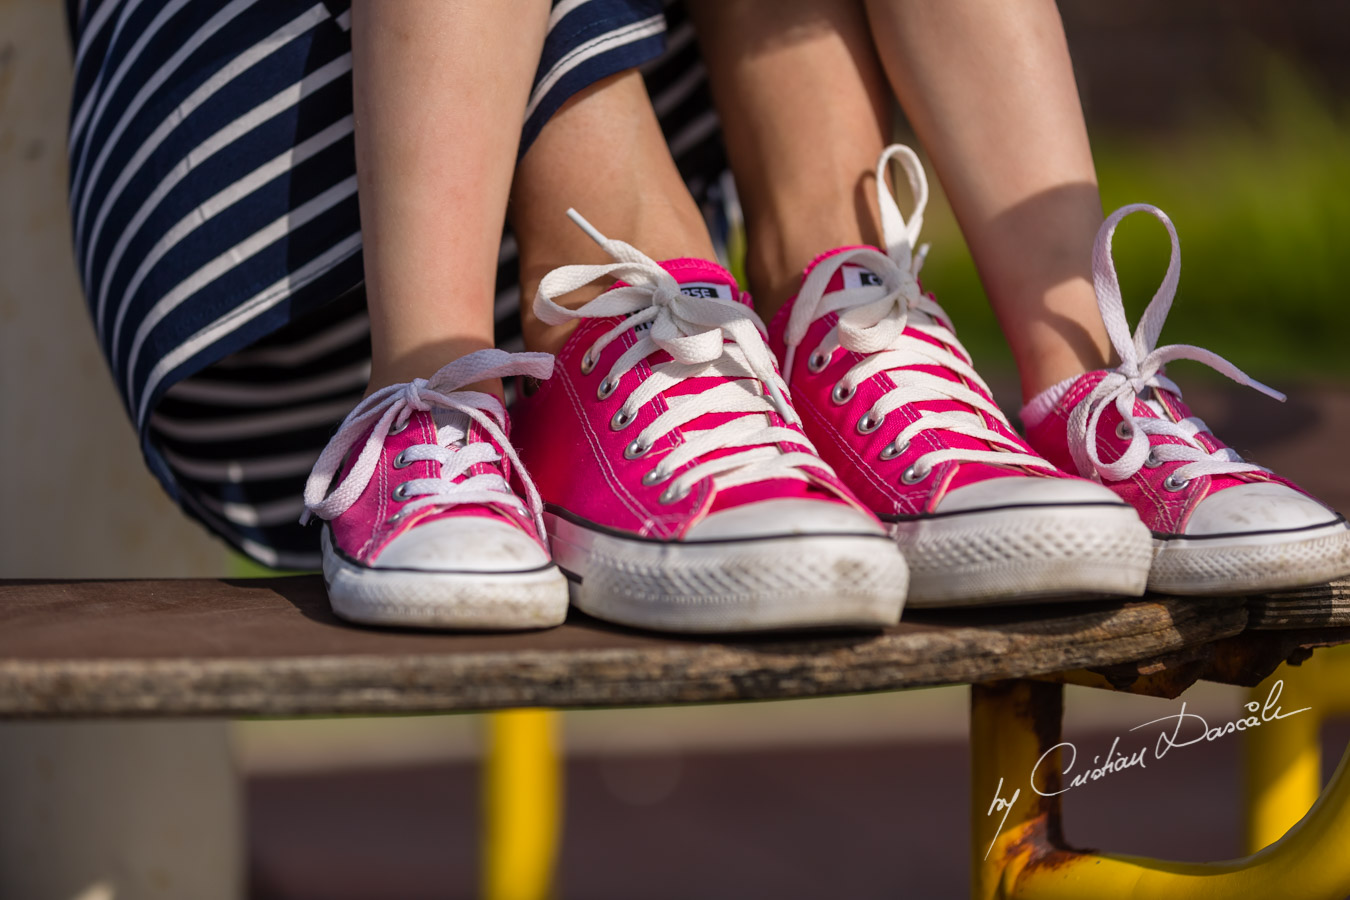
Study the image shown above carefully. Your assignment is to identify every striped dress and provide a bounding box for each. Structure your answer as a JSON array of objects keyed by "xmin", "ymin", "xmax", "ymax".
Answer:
[{"xmin": 65, "ymin": 0, "xmax": 727, "ymax": 569}]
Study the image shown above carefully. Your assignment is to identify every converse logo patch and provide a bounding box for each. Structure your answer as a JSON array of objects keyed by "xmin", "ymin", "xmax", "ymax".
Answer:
[
  {"xmin": 842, "ymin": 266, "xmax": 884, "ymax": 290},
  {"xmin": 678, "ymin": 282, "xmax": 733, "ymax": 301}
]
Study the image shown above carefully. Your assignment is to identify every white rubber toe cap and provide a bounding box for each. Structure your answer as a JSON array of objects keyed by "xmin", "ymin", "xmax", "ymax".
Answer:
[
  {"xmin": 685, "ymin": 498, "xmax": 886, "ymax": 541},
  {"xmin": 374, "ymin": 517, "xmax": 551, "ymax": 572},
  {"xmin": 1185, "ymin": 482, "xmax": 1340, "ymax": 536},
  {"xmin": 935, "ymin": 475, "xmax": 1126, "ymax": 514}
]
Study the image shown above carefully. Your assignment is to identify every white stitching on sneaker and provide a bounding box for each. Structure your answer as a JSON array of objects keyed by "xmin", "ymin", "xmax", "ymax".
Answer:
[
  {"xmin": 782, "ymin": 145, "xmax": 1057, "ymax": 478},
  {"xmin": 300, "ymin": 349, "xmax": 555, "ymax": 537},
  {"xmin": 1066, "ymin": 204, "xmax": 1286, "ymax": 483},
  {"xmin": 532, "ymin": 210, "xmax": 836, "ymax": 502}
]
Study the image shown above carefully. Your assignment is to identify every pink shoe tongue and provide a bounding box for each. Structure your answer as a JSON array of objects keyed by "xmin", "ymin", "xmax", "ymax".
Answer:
[
  {"xmin": 638, "ymin": 259, "xmax": 842, "ymax": 512},
  {"xmin": 656, "ymin": 257, "xmax": 751, "ymax": 308},
  {"xmin": 779, "ymin": 250, "xmax": 1022, "ymax": 487}
]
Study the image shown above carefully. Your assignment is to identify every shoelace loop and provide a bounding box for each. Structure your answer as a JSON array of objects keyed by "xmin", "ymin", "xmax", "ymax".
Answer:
[
  {"xmin": 1068, "ymin": 204, "xmax": 1285, "ymax": 484},
  {"xmin": 301, "ymin": 349, "xmax": 555, "ymax": 537},
  {"xmin": 783, "ymin": 144, "xmax": 1056, "ymax": 479},
  {"xmin": 532, "ymin": 210, "xmax": 833, "ymax": 503}
]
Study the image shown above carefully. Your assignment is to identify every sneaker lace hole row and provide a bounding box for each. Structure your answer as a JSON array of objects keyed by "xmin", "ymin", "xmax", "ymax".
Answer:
[
  {"xmin": 641, "ymin": 468, "xmax": 667, "ymax": 487},
  {"xmin": 901, "ymin": 463, "xmax": 930, "ymax": 485},
  {"xmin": 658, "ymin": 486, "xmax": 688, "ymax": 505},
  {"xmin": 597, "ymin": 376, "xmax": 618, "ymax": 400},
  {"xmin": 1163, "ymin": 472, "xmax": 1190, "ymax": 492},
  {"xmin": 391, "ymin": 482, "xmax": 414, "ymax": 502},
  {"xmin": 388, "ymin": 418, "xmax": 409, "ymax": 436},
  {"xmin": 807, "ymin": 350, "xmax": 830, "ymax": 373},
  {"xmin": 580, "ymin": 351, "xmax": 597, "ymax": 375},
  {"xmin": 832, "ymin": 383, "xmax": 855, "ymax": 405},
  {"xmin": 857, "ymin": 411, "xmax": 884, "ymax": 434},
  {"xmin": 880, "ymin": 438, "xmax": 909, "ymax": 461},
  {"xmin": 624, "ymin": 438, "xmax": 650, "ymax": 459},
  {"xmin": 610, "ymin": 409, "xmax": 636, "ymax": 430},
  {"xmin": 1115, "ymin": 420, "xmax": 1133, "ymax": 440},
  {"xmin": 392, "ymin": 449, "xmax": 413, "ymax": 469}
]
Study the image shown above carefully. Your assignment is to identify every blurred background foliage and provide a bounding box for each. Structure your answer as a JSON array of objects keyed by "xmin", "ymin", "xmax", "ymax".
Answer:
[{"xmin": 919, "ymin": 48, "xmax": 1350, "ymax": 383}]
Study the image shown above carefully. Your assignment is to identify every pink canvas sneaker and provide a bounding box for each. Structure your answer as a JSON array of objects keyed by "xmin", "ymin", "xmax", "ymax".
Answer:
[
  {"xmin": 511, "ymin": 211, "xmax": 909, "ymax": 633},
  {"xmin": 1022, "ymin": 203, "xmax": 1350, "ymax": 595},
  {"xmin": 301, "ymin": 349, "xmax": 569, "ymax": 629},
  {"xmin": 770, "ymin": 146, "xmax": 1153, "ymax": 606}
]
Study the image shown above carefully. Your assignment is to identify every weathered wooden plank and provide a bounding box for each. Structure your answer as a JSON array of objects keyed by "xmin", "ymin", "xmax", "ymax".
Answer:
[
  {"xmin": 0, "ymin": 577, "xmax": 1247, "ymax": 717},
  {"xmin": 1246, "ymin": 579, "xmax": 1350, "ymax": 629}
]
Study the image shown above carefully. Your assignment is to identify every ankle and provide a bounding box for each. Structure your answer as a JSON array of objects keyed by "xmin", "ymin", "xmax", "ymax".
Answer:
[{"xmin": 745, "ymin": 209, "xmax": 875, "ymax": 322}]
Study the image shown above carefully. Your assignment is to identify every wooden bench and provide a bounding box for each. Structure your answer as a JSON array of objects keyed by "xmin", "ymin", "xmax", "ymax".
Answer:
[{"xmin": 3, "ymin": 576, "xmax": 1350, "ymax": 899}]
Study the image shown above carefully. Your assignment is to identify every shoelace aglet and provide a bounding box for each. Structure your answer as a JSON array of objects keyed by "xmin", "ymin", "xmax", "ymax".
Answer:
[
  {"xmin": 1251, "ymin": 378, "xmax": 1287, "ymax": 404},
  {"xmin": 914, "ymin": 243, "xmax": 930, "ymax": 275},
  {"xmin": 566, "ymin": 208, "xmax": 609, "ymax": 248}
]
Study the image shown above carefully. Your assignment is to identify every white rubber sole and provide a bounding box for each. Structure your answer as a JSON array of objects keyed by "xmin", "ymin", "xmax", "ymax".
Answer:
[
  {"xmin": 1149, "ymin": 519, "xmax": 1350, "ymax": 596},
  {"xmin": 546, "ymin": 512, "xmax": 908, "ymax": 633},
  {"xmin": 321, "ymin": 529, "xmax": 570, "ymax": 630},
  {"xmin": 891, "ymin": 503, "xmax": 1154, "ymax": 607}
]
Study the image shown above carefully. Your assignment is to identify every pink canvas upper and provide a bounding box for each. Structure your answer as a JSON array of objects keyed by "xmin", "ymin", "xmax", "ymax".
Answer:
[
  {"xmin": 769, "ymin": 248, "xmax": 1089, "ymax": 518},
  {"xmin": 325, "ymin": 407, "xmax": 544, "ymax": 566},
  {"xmin": 512, "ymin": 258, "xmax": 875, "ymax": 539},
  {"xmin": 1023, "ymin": 370, "xmax": 1313, "ymax": 535}
]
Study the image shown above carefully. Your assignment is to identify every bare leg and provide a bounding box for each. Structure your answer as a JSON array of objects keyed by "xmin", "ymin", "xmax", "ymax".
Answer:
[
  {"xmin": 863, "ymin": 0, "xmax": 1111, "ymax": 399},
  {"xmin": 511, "ymin": 70, "xmax": 718, "ymax": 356},
  {"xmin": 687, "ymin": 0, "xmax": 892, "ymax": 323},
  {"xmin": 352, "ymin": 0, "xmax": 550, "ymax": 395}
]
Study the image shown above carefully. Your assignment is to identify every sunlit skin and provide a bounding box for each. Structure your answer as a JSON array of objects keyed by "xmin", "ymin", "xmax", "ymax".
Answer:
[
  {"xmin": 689, "ymin": 0, "xmax": 1115, "ymax": 400},
  {"xmin": 352, "ymin": 0, "xmax": 550, "ymax": 399}
]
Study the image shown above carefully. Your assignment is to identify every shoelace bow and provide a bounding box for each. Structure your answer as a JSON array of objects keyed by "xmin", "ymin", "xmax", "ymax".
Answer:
[
  {"xmin": 301, "ymin": 349, "xmax": 555, "ymax": 537},
  {"xmin": 783, "ymin": 144, "xmax": 1056, "ymax": 481},
  {"xmin": 1067, "ymin": 203, "xmax": 1284, "ymax": 485},
  {"xmin": 532, "ymin": 210, "xmax": 832, "ymax": 503}
]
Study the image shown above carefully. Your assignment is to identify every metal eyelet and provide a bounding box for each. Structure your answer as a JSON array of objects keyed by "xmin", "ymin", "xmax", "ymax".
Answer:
[
  {"xmin": 388, "ymin": 418, "xmax": 409, "ymax": 436},
  {"xmin": 1163, "ymin": 473, "xmax": 1190, "ymax": 492},
  {"xmin": 831, "ymin": 383, "xmax": 856, "ymax": 405},
  {"xmin": 807, "ymin": 350, "xmax": 831, "ymax": 374},
  {"xmin": 624, "ymin": 438, "xmax": 651, "ymax": 459},
  {"xmin": 1144, "ymin": 449, "xmax": 1162, "ymax": 468},
  {"xmin": 1115, "ymin": 420, "xmax": 1133, "ymax": 440},
  {"xmin": 641, "ymin": 468, "xmax": 668, "ymax": 487},
  {"xmin": 658, "ymin": 485, "xmax": 688, "ymax": 505},
  {"xmin": 857, "ymin": 411, "xmax": 884, "ymax": 434},
  {"xmin": 610, "ymin": 409, "xmax": 636, "ymax": 430},
  {"xmin": 901, "ymin": 464, "xmax": 930, "ymax": 485},
  {"xmin": 597, "ymin": 376, "xmax": 618, "ymax": 401},
  {"xmin": 391, "ymin": 482, "xmax": 414, "ymax": 502},
  {"xmin": 392, "ymin": 449, "xmax": 413, "ymax": 469},
  {"xmin": 880, "ymin": 439, "xmax": 909, "ymax": 461},
  {"xmin": 579, "ymin": 350, "xmax": 598, "ymax": 375}
]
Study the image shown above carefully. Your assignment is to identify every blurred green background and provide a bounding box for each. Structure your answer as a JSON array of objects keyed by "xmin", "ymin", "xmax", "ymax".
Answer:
[{"xmin": 920, "ymin": 48, "xmax": 1350, "ymax": 382}]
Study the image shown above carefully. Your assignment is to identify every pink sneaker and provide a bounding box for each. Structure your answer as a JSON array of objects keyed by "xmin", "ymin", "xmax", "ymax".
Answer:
[
  {"xmin": 770, "ymin": 146, "xmax": 1153, "ymax": 606},
  {"xmin": 1023, "ymin": 203, "xmax": 1350, "ymax": 595},
  {"xmin": 302, "ymin": 349, "xmax": 569, "ymax": 629},
  {"xmin": 511, "ymin": 211, "xmax": 909, "ymax": 633}
]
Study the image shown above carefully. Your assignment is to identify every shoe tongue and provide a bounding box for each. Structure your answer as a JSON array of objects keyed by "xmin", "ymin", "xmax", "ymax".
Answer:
[
  {"xmin": 779, "ymin": 247, "xmax": 1015, "ymax": 472},
  {"xmin": 657, "ymin": 258, "xmax": 749, "ymax": 309},
  {"xmin": 431, "ymin": 407, "xmax": 471, "ymax": 446}
]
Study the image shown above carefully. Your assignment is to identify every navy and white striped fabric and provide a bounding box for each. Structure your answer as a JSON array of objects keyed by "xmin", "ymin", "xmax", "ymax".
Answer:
[{"xmin": 66, "ymin": 0, "xmax": 726, "ymax": 568}]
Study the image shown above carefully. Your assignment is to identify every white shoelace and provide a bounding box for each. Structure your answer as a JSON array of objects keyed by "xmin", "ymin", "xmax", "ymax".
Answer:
[
  {"xmin": 1067, "ymin": 203, "xmax": 1285, "ymax": 485},
  {"xmin": 782, "ymin": 145, "xmax": 1056, "ymax": 483},
  {"xmin": 301, "ymin": 349, "xmax": 555, "ymax": 537},
  {"xmin": 532, "ymin": 210, "xmax": 833, "ymax": 504}
]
